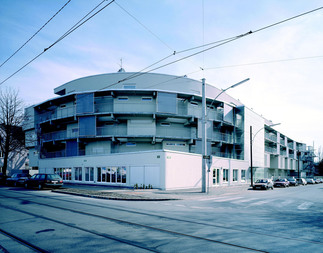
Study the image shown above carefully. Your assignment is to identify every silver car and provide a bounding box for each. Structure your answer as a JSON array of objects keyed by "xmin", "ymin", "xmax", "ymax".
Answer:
[{"xmin": 253, "ymin": 179, "xmax": 274, "ymax": 190}]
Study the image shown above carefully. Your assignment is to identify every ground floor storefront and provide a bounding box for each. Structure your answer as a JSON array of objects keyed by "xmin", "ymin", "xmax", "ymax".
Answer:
[{"xmin": 38, "ymin": 150, "xmax": 250, "ymax": 190}]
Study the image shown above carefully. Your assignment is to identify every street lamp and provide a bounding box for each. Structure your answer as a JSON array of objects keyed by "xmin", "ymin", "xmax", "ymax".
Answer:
[
  {"xmin": 201, "ymin": 78, "xmax": 250, "ymax": 193},
  {"xmin": 250, "ymin": 123, "xmax": 281, "ymax": 187}
]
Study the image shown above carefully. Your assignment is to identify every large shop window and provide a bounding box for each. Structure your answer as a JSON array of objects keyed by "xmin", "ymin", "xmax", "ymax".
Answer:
[
  {"xmin": 233, "ymin": 169, "xmax": 238, "ymax": 182},
  {"xmin": 74, "ymin": 167, "xmax": 82, "ymax": 181},
  {"xmin": 223, "ymin": 169, "xmax": 229, "ymax": 183},
  {"xmin": 157, "ymin": 92, "xmax": 177, "ymax": 114},
  {"xmin": 76, "ymin": 93, "xmax": 94, "ymax": 114},
  {"xmin": 241, "ymin": 170, "xmax": 246, "ymax": 182},
  {"xmin": 54, "ymin": 168, "xmax": 71, "ymax": 181},
  {"xmin": 79, "ymin": 116, "xmax": 96, "ymax": 136},
  {"xmin": 97, "ymin": 166, "xmax": 126, "ymax": 184}
]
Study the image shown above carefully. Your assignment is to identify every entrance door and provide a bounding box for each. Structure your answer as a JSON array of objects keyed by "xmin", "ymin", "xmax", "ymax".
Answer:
[
  {"xmin": 85, "ymin": 167, "xmax": 94, "ymax": 182},
  {"xmin": 213, "ymin": 169, "xmax": 220, "ymax": 185}
]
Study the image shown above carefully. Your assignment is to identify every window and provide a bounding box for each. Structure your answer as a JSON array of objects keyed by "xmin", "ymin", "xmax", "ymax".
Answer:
[
  {"xmin": 74, "ymin": 167, "xmax": 82, "ymax": 181},
  {"xmin": 190, "ymin": 102, "xmax": 198, "ymax": 106},
  {"xmin": 118, "ymin": 97, "xmax": 128, "ymax": 101},
  {"xmin": 233, "ymin": 169, "xmax": 238, "ymax": 182},
  {"xmin": 223, "ymin": 169, "xmax": 229, "ymax": 183},
  {"xmin": 160, "ymin": 122, "xmax": 170, "ymax": 126},
  {"xmin": 241, "ymin": 170, "xmax": 246, "ymax": 182}
]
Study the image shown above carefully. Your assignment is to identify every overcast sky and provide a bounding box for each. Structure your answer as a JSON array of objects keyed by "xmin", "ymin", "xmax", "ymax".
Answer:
[{"xmin": 0, "ymin": 0, "xmax": 322, "ymax": 155}]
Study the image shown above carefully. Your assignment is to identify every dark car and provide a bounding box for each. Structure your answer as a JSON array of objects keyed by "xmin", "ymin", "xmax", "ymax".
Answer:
[
  {"xmin": 287, "ymin": 178, "xmax": 298, "ymax": 186},
  {"xmin": 6, "ymin": 173, "xmax": 30, "ymax": 186},
  {"xmin": 274, "ymin": 178, "xmax": 290, "ymax": 188},
  {"xmin": 25, "ymin": 173, "xmax": 63, "ymax": 189},
  {"xmin": 253, "ymin": 179, "xmax": 274, "ymax": 190}
]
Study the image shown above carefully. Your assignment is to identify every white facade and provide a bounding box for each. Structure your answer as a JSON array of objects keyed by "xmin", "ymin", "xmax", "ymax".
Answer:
[{"xmin": 23, "ymin": 72, "xmax": 313, "ymax": 190}]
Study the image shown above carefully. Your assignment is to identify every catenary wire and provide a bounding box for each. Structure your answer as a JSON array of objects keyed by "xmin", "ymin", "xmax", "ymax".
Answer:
[
  {"xmin": 0, "ymin": 0, "xmax": 72, "ymax": 68},
  {"xmin": 205, "ymin": 55, "xmax": 323, "ymax": 70},
  {"xmin": 99, "ymin": 6, "xmax": 323, "ymax": 90},
  {"xmin": 0, "ymin": 0, "xmax": 115, "ymax": 86},
  {"xmin": 114, "ymin": 1, "xmax": 173, "ymax": 52}
]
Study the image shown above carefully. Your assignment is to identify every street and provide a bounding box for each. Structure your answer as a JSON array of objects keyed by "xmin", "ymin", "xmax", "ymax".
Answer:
[{"xmin": 0, "ymin": 184, "xmax": 322, "ymax": 252}]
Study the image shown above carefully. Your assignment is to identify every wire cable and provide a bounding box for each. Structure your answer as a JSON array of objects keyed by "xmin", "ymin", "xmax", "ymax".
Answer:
[
  {"xmin": 0, "ymin": 0, "xmax": 115, "ymax": 86},
  {"xmin": 114, "ymin": 1, "xmax": 173, "ymax": 52},
  {"xmin": 0, "ymin": 0, "xmax": 72, "ymax": 68},
  {"xmin": 205, "ymin": 55, "xmax": 323, "ymax": 70},
  {"xmin": 99, "ymin": 6, "xmax": 323, "ymax": 90}
]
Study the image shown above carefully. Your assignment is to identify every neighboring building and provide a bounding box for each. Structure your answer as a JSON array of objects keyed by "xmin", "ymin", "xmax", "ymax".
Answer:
[{"xmin": 23, "ymin": 71, "xmax": 315, "ymax": 189}]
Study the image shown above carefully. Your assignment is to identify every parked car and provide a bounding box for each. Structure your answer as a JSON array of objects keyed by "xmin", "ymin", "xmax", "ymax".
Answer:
[
  {"xmin": 306, "ymin": 178, "xmax": 315, "ymax": 184},
  {"xmin": 314, "ymin": 178, "xmax": 321, "ymax": 184},
  {"xmin": 253, "ymin": 179, "xmax": 274, "ymax": 190},
  {"xmin": 0, "ymin": 173, "xmax": 7, "ymax": 185},
  {"xmin": 25, "ymin": 174, "xmax": 63, "ymax": 189},
  {"xmin": 287, "ymin": 178, "xmax": 298, "ymax": 186},
  {"xmin": 6, "ymin": 173, "xmax": 30, "ymax": 186},
  {"xmin": 296, "ymin": 178, "xmax": 307, "ymax": 186},
  {"xmin": 274, "ymin": 178, "xmax": 290, "ymax": 188}
]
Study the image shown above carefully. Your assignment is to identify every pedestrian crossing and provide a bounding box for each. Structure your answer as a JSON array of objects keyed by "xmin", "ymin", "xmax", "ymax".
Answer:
[{"xmin": 159, "ymin": 196, "xmax": 315, "ymax": 211}]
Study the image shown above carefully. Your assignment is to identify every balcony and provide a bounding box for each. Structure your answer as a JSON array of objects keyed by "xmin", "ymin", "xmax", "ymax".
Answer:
[
  {"xmin": 38, "ymin": 105, "xmax": 76, "ymax": 123},
  {"xmin": 265, "ymin": 146, "xmax": 277, "ymax": 154},
  {"xmin": 41, "ymin": 129, "xmax": 78, "ymax": 142},
  {"xmin": 265, "ymin": 132, "xmax": 277, "ymax": 142}
]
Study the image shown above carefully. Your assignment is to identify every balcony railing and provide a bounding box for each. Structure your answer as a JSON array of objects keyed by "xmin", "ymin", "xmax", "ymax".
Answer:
[
  {"xmin": 265, "ymin": 132, "xmax": 277, "ymax": 142},
  {"xmin": 265, "ymin": 146, "xmax": 277, "ymax": 154},
  {"xmin": 37, "ymin": 105, "xmax": 76, "ymax": 123}
]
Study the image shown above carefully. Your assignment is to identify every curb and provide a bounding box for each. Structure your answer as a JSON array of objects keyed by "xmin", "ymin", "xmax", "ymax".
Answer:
[{"xmin": 52, "ymin": 188, "xmax": 179, "ymax": 201}]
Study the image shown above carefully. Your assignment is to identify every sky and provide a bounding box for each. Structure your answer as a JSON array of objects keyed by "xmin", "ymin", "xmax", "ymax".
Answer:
[{"xmin": 0, "ymin": 0, "xmax": 322, "ymax": 157}]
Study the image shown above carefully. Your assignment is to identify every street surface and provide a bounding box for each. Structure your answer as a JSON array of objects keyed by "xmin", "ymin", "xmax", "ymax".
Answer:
[{"xmin": 0, "ymin": 184, "xmax": 322, "ymax": 252}]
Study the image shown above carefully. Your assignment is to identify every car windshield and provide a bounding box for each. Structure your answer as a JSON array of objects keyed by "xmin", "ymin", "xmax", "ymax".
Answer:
[
  {"xmin": 47, "ymin": 174, "xmax": 62, "ymax": 180},
  {"xmin": 256, "ymin": 179, "xmax": 267, "ymax": 183}
]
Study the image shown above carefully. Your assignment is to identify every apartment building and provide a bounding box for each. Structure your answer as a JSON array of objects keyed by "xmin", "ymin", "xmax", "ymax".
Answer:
[{"xmin": 23, "ymin": 71, "xmax": 313, "ymax": 189}]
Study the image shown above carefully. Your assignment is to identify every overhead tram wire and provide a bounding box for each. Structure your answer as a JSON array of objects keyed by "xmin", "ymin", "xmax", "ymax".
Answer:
[
  {"xmin": 114, "ymin": 1, "xmax": 206, "ymax": 75},
  {"xmin": 99, "ymin": 5, "xmax": 323, "ymax": 91},
  {"xmin": 114, "ymin": 1, "xmax": 173, "ymax": 52},
  {"xmin": 0, "ymin": 0, "xmax": 72, "ymax": 68},
  {"xmin": 0, "ymin": 0, "xmax": 115, "ymax": 86},
  {"xmin": 205, "ymin": 55, "xmax": 323, "ymax": 70}
]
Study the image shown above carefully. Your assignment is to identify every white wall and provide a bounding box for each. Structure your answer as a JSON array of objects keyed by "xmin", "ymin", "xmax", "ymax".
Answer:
[{"xmin": 244, "ymin": 107, "xmax": 265, "ymax": 168}]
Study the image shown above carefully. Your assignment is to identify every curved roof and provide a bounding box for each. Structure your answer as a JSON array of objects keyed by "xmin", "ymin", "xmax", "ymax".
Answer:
[{"xmin": 54, "ymin": 72, "xmax": 243, "ymax": 106}]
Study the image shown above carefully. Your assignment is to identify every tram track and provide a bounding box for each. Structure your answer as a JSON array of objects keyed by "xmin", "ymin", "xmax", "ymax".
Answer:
[
  {"xmin": 1, "ymin": 190, "xmax": 322, "ymax": 247},
  {"xmin": 0, "ymin": 191, "xmax": 270, "ymax": 252},
  {"xmin": 0, "ymin": 227, "xmax": 49, "ymax": 253}
]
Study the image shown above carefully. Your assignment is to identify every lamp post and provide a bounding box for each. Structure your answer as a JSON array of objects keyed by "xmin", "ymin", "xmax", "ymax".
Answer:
[
  {"xmin": 201, "ymin": 78, "xmax": 250, "ymax": 193},
  {"xmin": 250, "ymin": 123, "xmax": 281, "ymax": 187}
]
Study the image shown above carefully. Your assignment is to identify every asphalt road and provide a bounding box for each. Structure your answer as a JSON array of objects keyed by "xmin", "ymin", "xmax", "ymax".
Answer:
[{"xmin": 0, "ymin": 184, "xmax": 322, "ymax": 252}]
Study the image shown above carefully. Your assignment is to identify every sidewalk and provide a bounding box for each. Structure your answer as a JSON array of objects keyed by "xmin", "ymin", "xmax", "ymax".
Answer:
[{"xmin": 52, "ymin": 183, "xmax": 252, "ymax": 201}]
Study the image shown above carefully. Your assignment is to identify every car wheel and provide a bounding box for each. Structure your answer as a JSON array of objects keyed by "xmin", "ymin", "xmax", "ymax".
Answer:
[
  {"xmin": 271, "ymin": 186, "xmax": 274, "ymax": 190},
  {"xmin": 38, "ymin": 184, "xmax": 43, "ymax": 190}
]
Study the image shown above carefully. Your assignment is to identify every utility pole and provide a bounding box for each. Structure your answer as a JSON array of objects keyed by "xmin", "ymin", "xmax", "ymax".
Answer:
[
  {"xmin": 201, "ymin": 78, "xmax": 207, "ymax": 193},
  {"xmin": 250, "ymin": 125, "xmax": 253, "ymax": 187}
]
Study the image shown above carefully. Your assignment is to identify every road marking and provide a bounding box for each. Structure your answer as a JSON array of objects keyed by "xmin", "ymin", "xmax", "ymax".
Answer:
[
  {"xmin": 212, "ymin": 197, "xmax": 243, "ymax": 202},
  {"xmin": 231, "ymin": 198, "xmax": 258, "ymax": 204},
  {"xmin": 247, "ymin": 199, "xmax": 274, "ymax": 206},
  {"xmin": 198, "ymin": 196, "xmax": 230, "ymax": 201},
  {"xmin": 297, "ymin": 202, "xmax": 313, "ymax": 210}
]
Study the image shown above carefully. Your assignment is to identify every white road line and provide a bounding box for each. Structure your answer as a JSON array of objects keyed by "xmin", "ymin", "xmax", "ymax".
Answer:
[
  {"xmin": 297, "ymin": 202, "xmax": 313, "ymax": 210},
  {"xmin": 212, "ymin": 197, "xmax": 243, "ymax": 202},
  {"xmin": 247, "ymin": 199, "xmax": 274, "ymax": 206},
  {"xmin": 231, "ymin": 198, "xmax": 258, "ymax": 204},
  {"xmin": 198, "ymin": 196, "xmax": 230, "ymax": 201}
]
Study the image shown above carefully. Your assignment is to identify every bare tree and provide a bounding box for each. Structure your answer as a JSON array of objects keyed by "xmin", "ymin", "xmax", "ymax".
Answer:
[{"xmin": 0, "ymin": 88, "xmax": 25, "ymax": 176}]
